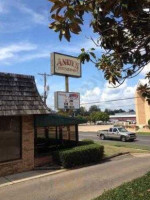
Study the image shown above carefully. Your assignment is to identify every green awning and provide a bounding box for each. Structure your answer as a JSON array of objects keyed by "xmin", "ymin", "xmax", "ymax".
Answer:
[{"xmin": 35, "ymin": 114, "xmax": 87, "ymax": 127}]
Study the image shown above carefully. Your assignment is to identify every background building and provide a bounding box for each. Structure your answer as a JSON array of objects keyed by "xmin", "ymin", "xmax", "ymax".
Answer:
[
  {"xmin": 135, "ymin": 90, "xmax": 150, "ymax": 127},
  {"xmin": 110, "ymin": 113, "xmax": 136, "ymax": 123}
]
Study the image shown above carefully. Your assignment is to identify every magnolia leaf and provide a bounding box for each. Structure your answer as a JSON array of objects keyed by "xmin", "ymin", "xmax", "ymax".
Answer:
[{"xmin": 90, "ymin": 52, "xmax": 96, "ymax": 59}]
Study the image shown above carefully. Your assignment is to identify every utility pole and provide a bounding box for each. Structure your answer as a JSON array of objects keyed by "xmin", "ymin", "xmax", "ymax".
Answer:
[{"xmin": 38, "ymin": 73, "xmax": 51, "ymax": 105}]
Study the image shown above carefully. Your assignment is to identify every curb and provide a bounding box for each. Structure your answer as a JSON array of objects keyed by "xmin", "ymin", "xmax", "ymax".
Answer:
[{"xmin": 0, "ymin": 169, "xmax": 67, "ymax": 189}]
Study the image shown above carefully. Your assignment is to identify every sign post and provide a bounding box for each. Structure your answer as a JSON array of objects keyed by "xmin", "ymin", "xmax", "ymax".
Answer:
[{"xmin": 65, "ymin": 76, "xmax": 69, "ymax": 92}]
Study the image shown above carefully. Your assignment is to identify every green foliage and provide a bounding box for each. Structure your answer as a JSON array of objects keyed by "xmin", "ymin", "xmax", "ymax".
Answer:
[
  {"xmin": 79, "ymin": 139, "xmax": 95, "ymax": 145},
  {"xmin": 136, "ymin": 126, "xmax": 140, "ymax": 131},
  {"xmin": 49, "ymin": 0, "xmax": 150, "ymax": 99},
  {"xmin": 94, "ymin": 172, "xmax": 150, "ymax": 200},
  {"xmin": 58, "ymin": 109, "xmax": 71, "ymax": 117},
  {"xmin": 90, "ymin": 111, "xmax": 109, "ymax": 123},
  {"xmin": 104, "ymin": 108, "xmax": 126, "ymax": 115},
  {"xmin": 75, "ymin": 106, "xmax": 88, "ymax": 116},
  {"xmin": 89, "ymin": 105, "xmax": 101, "ymax": 113},
  {"xmin": 53, "ymin": 143, "xmax": 104, "ymax": 168},
  {"xmin": 76, "ymin": 115, "xmax": 87, "ymax": 121}
]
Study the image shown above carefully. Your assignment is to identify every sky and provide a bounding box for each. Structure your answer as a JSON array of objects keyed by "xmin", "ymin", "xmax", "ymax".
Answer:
[{"xmin": 0, "ymin": 0, "xmax": 149, "ymax": 111}]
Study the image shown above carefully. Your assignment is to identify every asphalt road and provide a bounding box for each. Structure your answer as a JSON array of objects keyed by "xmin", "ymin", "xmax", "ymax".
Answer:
[
  {"xmin": 1, "ymin": 155, "xmax": 150, "ymax": 200},
  {"xmin": 79, "ymin": 132, "xmax": 150, "ymax": 146}
]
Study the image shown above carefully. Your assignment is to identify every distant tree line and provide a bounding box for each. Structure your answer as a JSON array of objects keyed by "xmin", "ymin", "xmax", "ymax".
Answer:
[{"xmin": 57, "ymin": 105, "xmax": 134, "ymax": 124}]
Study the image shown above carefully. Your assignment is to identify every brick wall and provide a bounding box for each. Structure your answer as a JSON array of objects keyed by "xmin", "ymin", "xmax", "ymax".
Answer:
[
  {"xmin": 34, "ymin": 156, "xmax": 53, "ymax": 167},
  {"xmin": 0, "ymin": 115, "xmax": 34, "ymax": 177},
  {"xmin": 135, "ymin": 91, "xmax": 146, "ymax": 126},
  {"xmin": 135, "ymin": 91, "xmax": 150, "ymax": 126}
]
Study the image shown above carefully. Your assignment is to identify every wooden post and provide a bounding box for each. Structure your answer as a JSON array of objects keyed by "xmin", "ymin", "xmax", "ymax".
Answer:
[{"xmin": 65, "ymin": 76, "xmax": 69, "ymax": 113}]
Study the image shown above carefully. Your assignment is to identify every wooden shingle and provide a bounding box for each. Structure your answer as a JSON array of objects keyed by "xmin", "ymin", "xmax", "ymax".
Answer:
[{"xmin": 0, "ymin": 72, "xmax": 50, "ymax": 116}]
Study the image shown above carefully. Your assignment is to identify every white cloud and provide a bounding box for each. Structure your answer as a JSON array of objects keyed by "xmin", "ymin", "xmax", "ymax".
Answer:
[
  {"xmin": 0, "ymin": 0, "xmax": 48, "ymax": 33},
  {"xmin": 0, "ymin": 42, "xmax": 37, "ymax": 62},
  {"xmin": 0, "ymin": 36, "xmax": 102, "ymax": 65},
  {"xmin": 81, "ymin": 81, "xmax": 137, "ymax": 111},
  {"xmin": 142, "ymin": 63, "xmax": 150, "ymax": 75},
  {"xmin": 18, "ymin": 51, "xmax": 49, "ymax": 62},
  {"xmin": 81, "ymin": 87, "xmax": 101, "ymax": 101},
  {"xmin": 17, "ymin": 3, "xmax": 48, "ymax": 25},
  {"xmin": 138, "ymin": 78, "xmax": 149, "ymax": 87},
  {"xmin": 0, "ymin": 3, "xmax": 4, "ymax": 13},
  {"xmin": 0, "ymin": 1, "xmax": 9, "ymax": 14}
]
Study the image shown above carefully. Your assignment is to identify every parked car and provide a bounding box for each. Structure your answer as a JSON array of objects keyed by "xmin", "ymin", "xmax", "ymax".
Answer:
[
  {"xmin": 96, "ymin": 121, "xmax": 104, "ymax": 125},
  {"xmin": 96, "ymin": 121, "xmax": 108, "ymax": 125},
  {"xmin": 97, "ymin": 127, "xmax": 136, "ymax": 142}
]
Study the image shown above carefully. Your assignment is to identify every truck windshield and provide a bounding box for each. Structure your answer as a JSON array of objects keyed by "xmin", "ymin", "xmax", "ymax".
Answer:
[{"xmin": 118, "ymin": 128, "xmax": 128, "ymax": 132}]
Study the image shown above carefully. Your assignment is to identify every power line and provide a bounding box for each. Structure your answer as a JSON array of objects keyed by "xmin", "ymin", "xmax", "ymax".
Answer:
[
  {"xmin": 48, "ymin": 97, "xmax": 142, "ymax": 110},
  {"xmin": 80, "ymin": 97, "xmax": 139, "ymax": 105},
  {"xmin": 49, "ymin": 102, "xmax": 136, "ymax": 109},
  {"xmin": 49, "ymin": 101, "xmax": 147, "ymax": 110}
]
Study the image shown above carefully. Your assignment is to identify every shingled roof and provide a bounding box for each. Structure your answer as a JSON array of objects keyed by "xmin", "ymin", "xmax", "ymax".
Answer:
[{"xmin": 0, "ymin": 72, "xmax": 50, "ymax": 116}]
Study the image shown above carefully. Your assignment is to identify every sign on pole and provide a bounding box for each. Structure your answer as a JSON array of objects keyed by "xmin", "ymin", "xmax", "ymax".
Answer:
[
  {"xmin": 51, "ymin": 52, "xmax": 81, "ymax": 78},
  {"xmin": 55, "ymin": 91, "xmax": 80, "ymax": 110}
]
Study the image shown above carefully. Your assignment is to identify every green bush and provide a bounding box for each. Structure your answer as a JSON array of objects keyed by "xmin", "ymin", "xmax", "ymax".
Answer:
[
  {"xmin": 53, "ymin": 144, "xmax": 104, "ymax": 168},
  {"xmin": 79, "ymin": 139, "xmax": 95, "ymax": 146}
]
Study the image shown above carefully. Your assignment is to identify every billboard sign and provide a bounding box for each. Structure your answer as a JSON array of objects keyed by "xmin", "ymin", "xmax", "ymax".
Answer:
[
  {"xmin": 55, "ymin": 92, "xmax": 80, "ymax": 110},
  {"xmin": 51, "ymin": 52, "xmax": 81, "ymax": 78}
]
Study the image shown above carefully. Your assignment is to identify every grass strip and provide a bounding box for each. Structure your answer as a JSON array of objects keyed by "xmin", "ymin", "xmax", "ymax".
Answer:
[
  {"xmin": 101, "ymin": 144, "xmax": 149, "ymax": 157},
  {"xmin": 96, "ymin": 141, "xmax": 150, "ymax": 151},
  {"xmin": 137, "ymin": 132, "xmax": 150, "ymax": 136},
  {"xmin": 93, "ymin": 172, "xmax": 150, "ymax": 200}
]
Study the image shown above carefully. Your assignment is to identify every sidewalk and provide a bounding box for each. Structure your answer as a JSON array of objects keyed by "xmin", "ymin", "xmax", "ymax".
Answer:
[
  {"xmin": 0, "ymin": 167, "xmax": 67, "ymax": 188},
  {"xmin": 1, "ymin": 154, "xmax": 150, "ymax": 200},
  {"xmin": 1, "ymin": 153, "xmax": 150, "ymax": 189},
  {"xmin": 0, "ymin": 153, "xmax": 129, "ymax": 188}
]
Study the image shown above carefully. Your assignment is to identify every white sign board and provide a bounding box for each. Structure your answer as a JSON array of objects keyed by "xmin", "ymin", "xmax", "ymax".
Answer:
[
  {"xmin": 55, "ymin": 92, "xmax": 80, "ymax": 110},
  {"xmin": 51, "ymin": 52, "xmax": 81, "ymax": 77}
]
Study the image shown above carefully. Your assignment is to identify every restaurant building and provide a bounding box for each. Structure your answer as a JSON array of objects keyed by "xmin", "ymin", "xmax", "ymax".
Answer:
[{"xmin": 0, "ymin": 72, "xmax": 81, "ymax": 176}]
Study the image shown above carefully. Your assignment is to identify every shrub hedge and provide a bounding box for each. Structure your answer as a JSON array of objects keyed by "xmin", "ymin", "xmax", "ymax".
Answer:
[
  {"xmin": 79, "ymin": 139, "xmax": 95, "ymax": 146},
  {"xmin": 53, "ymin": 143, "xmax": 104, "ymax": 168}
]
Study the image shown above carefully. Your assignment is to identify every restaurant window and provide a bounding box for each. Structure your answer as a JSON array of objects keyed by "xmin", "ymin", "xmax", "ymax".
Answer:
[{"xmin": 0, "ymin": 116, "xmax": 21, "ymax": 163}]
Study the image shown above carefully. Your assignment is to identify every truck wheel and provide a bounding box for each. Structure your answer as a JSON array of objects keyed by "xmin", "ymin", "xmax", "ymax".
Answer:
[
  {"xmin": 100, "ymin": 134, "xmax": 105, "ymax": 140},
  {"xmin": 130, "ymin": 139, "xmax": 134, "ymax": 142},
  {"xmin": 121, "ymin": 136, "xmax": 126, "ymax": 142}
]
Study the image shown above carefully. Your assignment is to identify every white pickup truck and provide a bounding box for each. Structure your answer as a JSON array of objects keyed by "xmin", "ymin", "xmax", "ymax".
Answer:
[{"xmin": 97, "ymin": 127, "xmax": 136, "ymax": 142}]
